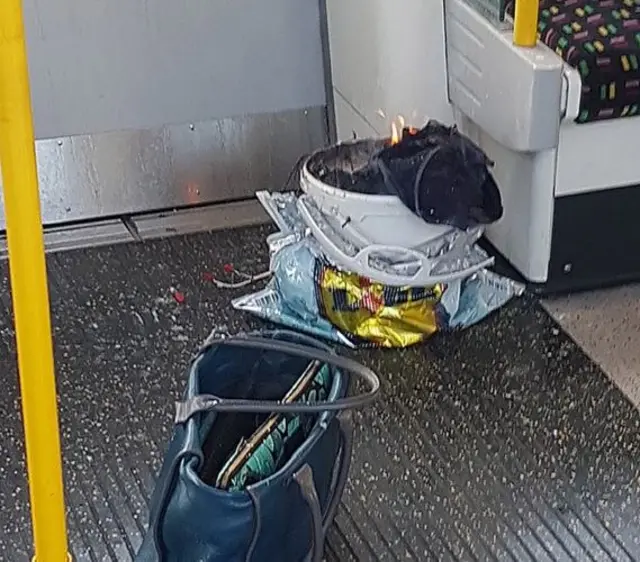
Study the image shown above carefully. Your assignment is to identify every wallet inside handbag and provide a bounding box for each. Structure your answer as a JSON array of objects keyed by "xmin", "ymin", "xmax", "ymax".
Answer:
[{"xmin": 199, "ymin": 360, "xmax": 332, "ymax": 491}]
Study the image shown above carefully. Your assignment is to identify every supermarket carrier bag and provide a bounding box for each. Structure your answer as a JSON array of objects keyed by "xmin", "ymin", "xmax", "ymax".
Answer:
[{"xmin": 135, "ymin": 330, "xmax": 380, "ymax": 562}]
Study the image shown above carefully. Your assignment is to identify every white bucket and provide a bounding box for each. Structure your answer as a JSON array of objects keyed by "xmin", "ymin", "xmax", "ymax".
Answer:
[{"xmin": 299, "ymin": 151, "xmax": 454, "ymax": 248}]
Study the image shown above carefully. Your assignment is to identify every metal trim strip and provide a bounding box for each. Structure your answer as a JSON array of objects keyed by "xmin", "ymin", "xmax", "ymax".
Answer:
[{"xmin": 0, "ymin": 106, "xmax": 327, "ymax": 230}]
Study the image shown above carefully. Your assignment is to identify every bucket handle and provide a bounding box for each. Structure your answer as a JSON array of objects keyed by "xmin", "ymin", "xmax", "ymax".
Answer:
[{"xmin": 296, "ymin": 195, "xmax": 492, "ymax": 287}]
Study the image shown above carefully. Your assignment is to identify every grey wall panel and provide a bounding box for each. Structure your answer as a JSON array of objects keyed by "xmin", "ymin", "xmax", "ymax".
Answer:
[
  {"xmin": 23, "ymin": 0, "xmax": 326, "ymax": 139},
  {"xmin": 0, "ymin": 107, "xmax": 327, "ymax": 230}
]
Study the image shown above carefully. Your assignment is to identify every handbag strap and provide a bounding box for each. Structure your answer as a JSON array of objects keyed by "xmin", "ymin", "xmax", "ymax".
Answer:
[
  {"xmin": 321, "ymin": 411, "xmax": 353, "ymax": 534},
  {"xmin": 293, "ymin": 465, "xmax": 324, "ymax": 562},
  {"xmin": 174, "ymin": 334, "xmax": 381, "ymax": 423},
  {"xmin": 242, "ymin": 411, "xmax": 351, "ymax": 562}
]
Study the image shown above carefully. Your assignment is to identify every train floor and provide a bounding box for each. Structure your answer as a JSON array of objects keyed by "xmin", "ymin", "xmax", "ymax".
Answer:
[{"xmin": 1, "ymin": 224, "xmax": 639, "ymax": 561}]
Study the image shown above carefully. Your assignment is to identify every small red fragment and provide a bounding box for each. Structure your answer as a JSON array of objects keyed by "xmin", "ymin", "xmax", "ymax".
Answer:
[
  {"xmin": 223, "ymin": 263, "xmax": 235, "ymax": 274},
  {"xmin": 173, "ymin": 290, "xmax": 185, "ymax": 304},
  {"xmin": 202, "ymin": 272, "xmax": 214, "ymax": 283}
]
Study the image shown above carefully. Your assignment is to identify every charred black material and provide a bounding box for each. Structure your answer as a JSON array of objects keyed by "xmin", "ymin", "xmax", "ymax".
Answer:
[
  {"xmin": 370, "ymin": 121, "xmax": 503, "ymax": 230},
  {"xmin": 305, "ymin": 138, "xmax": 387, "ymax": 195}
]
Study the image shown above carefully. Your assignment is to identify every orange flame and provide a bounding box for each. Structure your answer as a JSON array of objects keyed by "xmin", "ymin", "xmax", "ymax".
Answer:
[
  {"xmin": 389, "ymin": 114, "xmax": 418, "ymax": 145},
  {"xmin": 390, "ymin": 121, "xmax": 400, "ymax": 145}
]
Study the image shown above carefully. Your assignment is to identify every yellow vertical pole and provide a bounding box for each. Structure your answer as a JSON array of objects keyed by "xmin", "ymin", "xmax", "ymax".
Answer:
[
  {"xmin": 513, "ymin": 0, "xmax": 540, "ymax": 47},
  {"xmin": 0, "ymin": 1, "xmax": 71, "ymax": 561}
]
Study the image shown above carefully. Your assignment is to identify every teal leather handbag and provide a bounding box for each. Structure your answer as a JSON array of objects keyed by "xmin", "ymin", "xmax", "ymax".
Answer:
[{"xmin": 136, "ymin": 330, "xmax": 380, "ymax": 562}]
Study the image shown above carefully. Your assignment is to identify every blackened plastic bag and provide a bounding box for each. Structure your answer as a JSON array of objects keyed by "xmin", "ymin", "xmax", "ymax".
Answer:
[{"xmin": 370, "ymin": 121, "xmax": 503, "ymax": 230}]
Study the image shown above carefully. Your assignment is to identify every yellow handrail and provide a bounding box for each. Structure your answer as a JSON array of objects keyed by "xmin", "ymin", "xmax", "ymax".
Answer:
[
  {"xmin": 513, "ymin": 0, "xmax": 540, "ymax": 47},
  {"xmin": 0, "ymin": 1, "xmax": 71, "ymax": 561}
]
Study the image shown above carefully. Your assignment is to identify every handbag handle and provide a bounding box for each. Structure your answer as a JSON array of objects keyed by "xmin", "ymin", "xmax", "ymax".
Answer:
[
  {"xmin": 322, "ymin": 410, "xmax": 353, "ymax": 534},
  {"xmin": 294, "ymin": 465, "xmax": 324, "ymax": 562},
  {"xmin": 243, "ymin": 412, "xmax": 353, "ymax": 562},
  {"xmin": 296, "ymin": 413, "xmax": 353, "ymax": 562},
  {"xmin": 174, "ymin": 334, "xmax": 381, "ymax": 423},
  {"xmin": 296, "ymin": 413, "xmax": 354, "ymax": 562}
]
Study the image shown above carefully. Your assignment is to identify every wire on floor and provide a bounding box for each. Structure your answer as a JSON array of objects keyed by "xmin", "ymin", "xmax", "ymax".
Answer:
[{"xmin": 204, "ymin": 263, "xmax": 271, "ymax": 289}]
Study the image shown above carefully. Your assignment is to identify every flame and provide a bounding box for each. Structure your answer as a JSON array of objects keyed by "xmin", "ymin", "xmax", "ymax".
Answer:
[
  {"xmin": 390, "ymin": 121, "xmax": 400, "ymax": 145},
  {"xmin": 389, "ymin": 114, "xmax": 417, "ymax": 145}
]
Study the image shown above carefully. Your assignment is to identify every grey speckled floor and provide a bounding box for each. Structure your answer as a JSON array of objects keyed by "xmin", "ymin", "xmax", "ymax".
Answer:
[
  {"xmin": 543, "ymin": 285, "xmax": 640, "ymax": 409},
  {"xmin": 1, "ymin": 224, "xmax": 640, "ymax": 561}
]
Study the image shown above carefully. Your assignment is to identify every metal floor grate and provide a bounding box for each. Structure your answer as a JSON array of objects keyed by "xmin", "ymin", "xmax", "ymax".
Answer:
[{"xmin": 1, "ymin": 225, "xmax": 639, "ymax": 561}]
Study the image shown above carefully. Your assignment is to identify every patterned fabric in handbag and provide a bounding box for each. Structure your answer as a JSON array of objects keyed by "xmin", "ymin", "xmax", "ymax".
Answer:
[
  {"xmin": 135, "ymin": 331, "xmax": 380, "ymax": 562},
  {"xmin": 507, "ymin": 0, "xmax": 640, "ymax": 123},
  {"xmin": 215, "ymin": 362, "xmax": 333, "ymax": 492}
]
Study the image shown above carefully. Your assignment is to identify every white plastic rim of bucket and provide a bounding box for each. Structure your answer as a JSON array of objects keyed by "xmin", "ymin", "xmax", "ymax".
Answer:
[
  {"xmin": 297, "ymin": 195, "xmax": 493, "ymax": 287},
  {"xmin": 300, "ymin": 155, "xmax": 453, "ymax": 249}
]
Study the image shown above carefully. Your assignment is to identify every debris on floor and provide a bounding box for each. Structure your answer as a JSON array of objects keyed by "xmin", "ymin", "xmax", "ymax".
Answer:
[
  {"xmin": 170, "ymin": 287, "xmax": 186, "ymax": 304},
  {"xmin": 205, "ymin": 263, "xmax": 271, "ymax": 289},
  {"xmin": 233, "ymin": 121, "xmax": 524, "ymax": 348}
]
